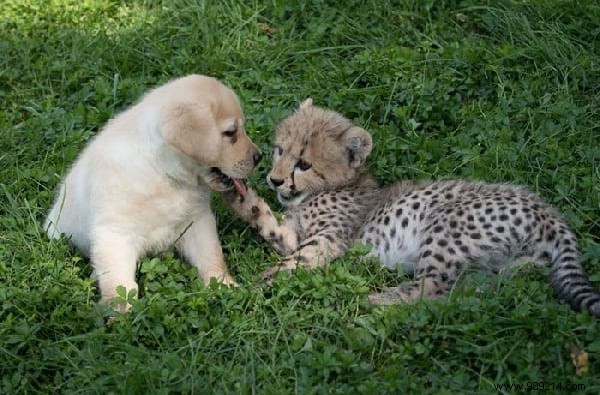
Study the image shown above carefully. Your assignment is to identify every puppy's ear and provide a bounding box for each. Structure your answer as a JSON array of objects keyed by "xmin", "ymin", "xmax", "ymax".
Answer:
[
  {"xmin": 161, "ymin": 103, "xmax": 219, "ymax": 164},
  {"xmin": 344, "ymin": 127, "xmax": 372, "ymax": 168},
  {"xmin": 299, "ymin": 98, "xmax": 313, "ymax": 110}
]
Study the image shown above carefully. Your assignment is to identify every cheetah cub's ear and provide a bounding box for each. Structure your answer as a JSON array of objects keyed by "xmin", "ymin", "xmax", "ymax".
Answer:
[
  {"xmin": 344, "ymin": 127, "xmax": 372, "ymax": 168},
  {"xmin": 299, "ymin": 98, "xmax": 313, "ymax": 109}
]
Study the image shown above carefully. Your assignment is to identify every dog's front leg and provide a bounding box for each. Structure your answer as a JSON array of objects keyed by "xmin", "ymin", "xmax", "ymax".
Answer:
[
  {"xmin": 91, "ymin": 227, "xmax": 140, "ymax": 312},
  {"xmin": 178, "ymin": 211, "xmax": 235, "ymax": 286}
]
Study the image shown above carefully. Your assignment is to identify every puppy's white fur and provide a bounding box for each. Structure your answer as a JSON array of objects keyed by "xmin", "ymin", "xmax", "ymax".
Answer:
[{"xmin": 45, "ymin": 75, "xmax": 260, "ymax": 307}]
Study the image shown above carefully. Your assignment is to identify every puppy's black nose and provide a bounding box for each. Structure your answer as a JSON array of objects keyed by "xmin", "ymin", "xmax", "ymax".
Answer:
[
  {"xmin": 253, "ymin": 151, "xmax": 262, "ymax": 166},
  {"xmin": 269, "ymin": 177, "xmax": 284, "ymax": 187}
]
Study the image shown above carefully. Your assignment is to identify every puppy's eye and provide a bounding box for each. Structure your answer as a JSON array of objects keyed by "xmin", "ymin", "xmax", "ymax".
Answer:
[
  {"xmin": 222, "ymin": 129, "xmax": 237, "ymax": 138},
  {"xmin": 295, "ymin": 159, "xmax": 312, "ymax": 171},
  {"xmin": 274, "ymin": 146, "xmax": 283, "ymax": 156}
]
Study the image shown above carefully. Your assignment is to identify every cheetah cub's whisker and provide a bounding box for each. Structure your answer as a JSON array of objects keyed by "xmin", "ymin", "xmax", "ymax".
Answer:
[{"xmin": 226, "ymin": 99, "xmax": 600, "ymax": 317}]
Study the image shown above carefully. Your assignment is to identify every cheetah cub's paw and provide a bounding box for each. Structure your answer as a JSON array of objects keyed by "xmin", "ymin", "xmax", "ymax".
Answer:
[
  {"xmin": 260, "ymin": 265, "xmax": 282, "ymax": 284},
  {"xmin": 368, "ymin": 284, "xmax": 425, "ymax": 305},
  {"xmin": 224, "ymin": 187, "xmax": 262, "ymax": 223},
  {"xmin": 368, "ymin": 288, "xmax": 409, "ymax": 305},
  {"xmin": 260, "ymin": 258, "xmax": 297, "ymax": 284}
]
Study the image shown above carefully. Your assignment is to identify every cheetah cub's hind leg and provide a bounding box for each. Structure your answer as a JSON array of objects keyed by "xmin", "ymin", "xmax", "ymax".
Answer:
[
  {"xmin": 368, "ymin": 252, "xmax": 462, "ymax": 305},
  {"xmin": 369, "ymin": 228, "xmax": 466, "ymax": 305}
]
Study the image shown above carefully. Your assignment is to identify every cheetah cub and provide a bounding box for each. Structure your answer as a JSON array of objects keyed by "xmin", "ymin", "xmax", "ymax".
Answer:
[{"xmin": 227, "ymin": 99, "xmax": 600, "ymax": 316}]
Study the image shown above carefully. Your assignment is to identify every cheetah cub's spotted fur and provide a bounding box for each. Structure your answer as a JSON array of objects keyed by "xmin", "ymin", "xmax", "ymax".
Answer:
[{"xmin": 227, "ymin": 99, "xmax": 600, "ymax": 316}]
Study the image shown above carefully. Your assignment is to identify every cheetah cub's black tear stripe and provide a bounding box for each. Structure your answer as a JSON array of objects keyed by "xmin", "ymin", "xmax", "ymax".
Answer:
[{"xmin": 226, "ymin": 100, "xmax": 600, "ymax": 317}]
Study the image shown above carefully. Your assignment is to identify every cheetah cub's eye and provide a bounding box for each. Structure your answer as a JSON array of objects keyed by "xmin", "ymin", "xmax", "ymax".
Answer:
[
  {"xmin": 273, "ymin": 146, "xmax": 283, "ymax": 158},
  {"xmin": 295, "ymin": 159, "xmax": 312, "ymax": 171}
]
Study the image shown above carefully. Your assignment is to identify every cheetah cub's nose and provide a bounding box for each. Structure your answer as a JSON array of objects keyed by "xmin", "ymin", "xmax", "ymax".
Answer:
[{"xmin": 270, "ymin": 177, "xmax": 284, "ymax": 187}]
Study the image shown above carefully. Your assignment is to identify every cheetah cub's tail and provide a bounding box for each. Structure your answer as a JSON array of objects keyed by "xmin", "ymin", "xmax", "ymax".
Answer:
[{"xmin": 549, "ymin": 232, "xmax": 600, "ymax": 317}]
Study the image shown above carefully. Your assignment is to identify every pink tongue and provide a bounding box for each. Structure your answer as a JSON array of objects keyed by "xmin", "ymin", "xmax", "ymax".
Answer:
[{"xmin": 232, "ymin": 179, "xmax": 247, "ymax": 196}]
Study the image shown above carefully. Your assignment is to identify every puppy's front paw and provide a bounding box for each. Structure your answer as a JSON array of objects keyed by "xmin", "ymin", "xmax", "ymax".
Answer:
[
  {"xmin": 203, "ymin": 271, "xmax": 239, "ymax": 287},
  {"xmin": 100, "ymin": 285, "xmax": 137, "ymax": 314},
  {"xmin": 217, "ymin": 272, "xmax": 239, "ymax": 287}
]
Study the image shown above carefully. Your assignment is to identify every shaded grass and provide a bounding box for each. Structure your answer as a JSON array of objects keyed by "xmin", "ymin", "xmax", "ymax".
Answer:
[{"xmin": 1, "ymin": 0, "xmax": 600, "ymax": 393}]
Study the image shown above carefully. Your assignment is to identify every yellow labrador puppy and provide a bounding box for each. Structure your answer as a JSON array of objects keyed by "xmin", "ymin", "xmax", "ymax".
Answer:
[{"xmin": 45, "ymin": 75, "xmax": 260, "ymax": 309}]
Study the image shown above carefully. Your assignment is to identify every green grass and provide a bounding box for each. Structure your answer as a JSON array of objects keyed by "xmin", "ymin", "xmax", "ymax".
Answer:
[{"xmin": 1, "ymin": 0, "xmax": 600, "ymax": 393}]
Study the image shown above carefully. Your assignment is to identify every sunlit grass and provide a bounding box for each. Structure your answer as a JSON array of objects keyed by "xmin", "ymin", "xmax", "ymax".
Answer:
[{"xmin": 1, "ymin": 0, "xmax": 599, "ymax": 392}]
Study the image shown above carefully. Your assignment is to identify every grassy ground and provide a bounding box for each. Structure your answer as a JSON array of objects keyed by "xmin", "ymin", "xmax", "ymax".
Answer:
[{"xmin": 1, "ymin": 0, "xmax": 600, "ymax": 393}]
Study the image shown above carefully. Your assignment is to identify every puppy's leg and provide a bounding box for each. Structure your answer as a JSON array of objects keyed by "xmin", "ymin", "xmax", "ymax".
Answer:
[
  {"xmin": 91, "ymin": 228, "xmax": 139, "ymax": 312},
  {"xmin": 178, "ymin": 212, "xmax": 235, "ymax": 286}
]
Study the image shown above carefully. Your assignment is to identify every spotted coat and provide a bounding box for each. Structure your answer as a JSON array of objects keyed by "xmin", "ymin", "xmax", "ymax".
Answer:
[{"xmin": 227, "ymin": 101, "xmax": 600, "ymax": 316}]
